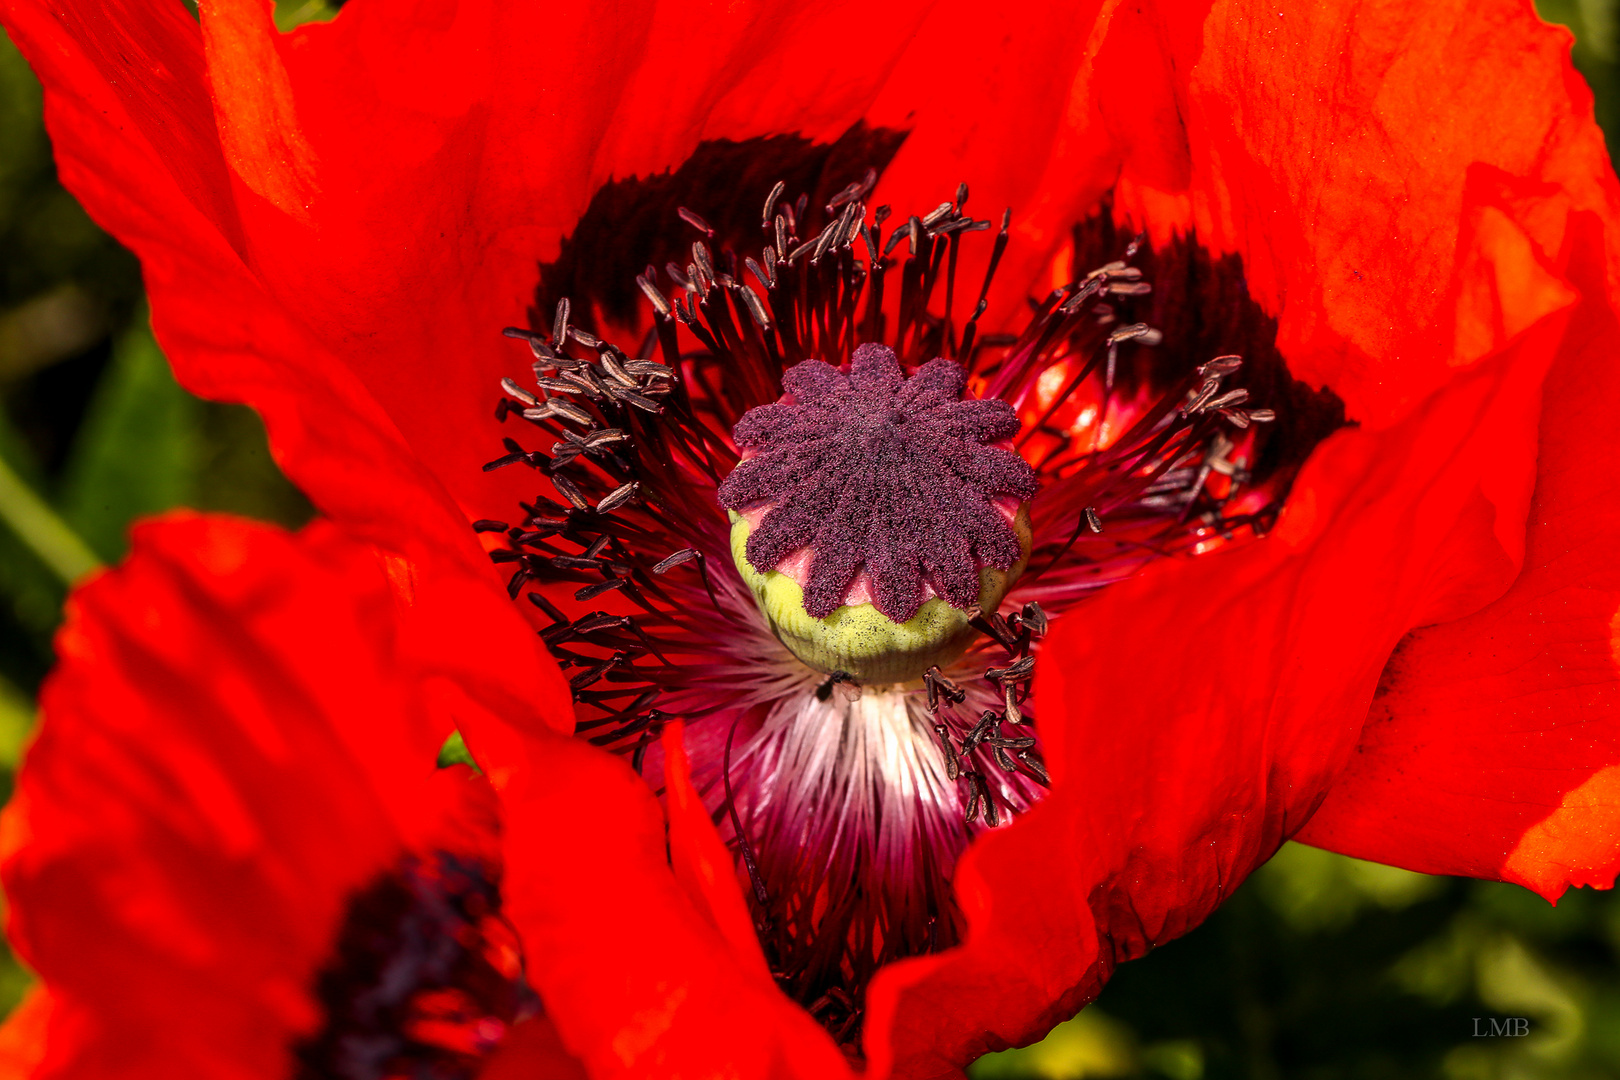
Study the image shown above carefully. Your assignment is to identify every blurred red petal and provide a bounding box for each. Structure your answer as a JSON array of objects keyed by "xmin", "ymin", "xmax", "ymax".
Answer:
[
  {"xmin": 0, "ymin": 514, "xmax": 493, "ymax": 1079},
  {"xmin": 488, "ymin": 720, "xmax": 856, "ymax": 1080},
  {"xmin": 477, "ymin": 1014, "xmax": 589, "ymax": 1080},
  {"xmin": 660, "ymin": 721, "xmax": 772, "ymax": 979},
  {"xmin": 0, "ymin": 989, "xmax": 51, "ymax": 1080}
]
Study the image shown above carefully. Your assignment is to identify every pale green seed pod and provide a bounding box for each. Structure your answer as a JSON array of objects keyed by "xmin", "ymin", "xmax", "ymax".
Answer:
[{"xmin": 728, "ymin": 506, "xmax": 1031, "ymax": 685}]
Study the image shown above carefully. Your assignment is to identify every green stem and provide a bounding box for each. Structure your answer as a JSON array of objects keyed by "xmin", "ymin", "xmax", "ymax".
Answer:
[
  {"xmin": 0, "ymin": 674, "xmax": 34, "ymax": 769},
  {"xmin": 0, "ymin": 453, "xmax": 102, "ymax": 585}
]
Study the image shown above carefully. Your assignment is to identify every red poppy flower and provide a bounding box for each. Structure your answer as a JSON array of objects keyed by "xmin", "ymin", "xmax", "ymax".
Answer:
[
  {"xmin": 2, "ymin": 0, "xmax": 1619, "ymax": 1076},
  {"xmin": 0, "ymin": 514, "xmax": 588, "ymax": 1079}
]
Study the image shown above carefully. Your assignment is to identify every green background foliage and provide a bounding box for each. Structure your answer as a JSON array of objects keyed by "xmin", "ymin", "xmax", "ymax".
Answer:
[{"xmin": 0, "ymin": 4, "xmax": 1616, "ymax": 1077}]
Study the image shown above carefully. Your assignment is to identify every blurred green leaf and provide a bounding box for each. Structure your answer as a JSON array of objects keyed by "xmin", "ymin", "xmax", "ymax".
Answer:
[
  {"xmin": 976, "ymin": 846, "xmax": 1620, "ymax": 1080},
  {"xmin": 0, "ymin": 375, "xmax": 43, "ymax": 494},
  {"xmin": 0, "ymin": 419, "xmax": 64, "ymax": 691},
  {"xmin": 57, "ymin": 318, "xmax": 198, "ymax": 562},
  {"xmin": 273, "ymin": 0, "xmax": 342, "ymax": 30},
  {"xmin": 0, "ymin": 672, "xmax": 33, "ymax": 770},
  {"xmin": 0, "ymin": 29, "xmax": 46, "ymax": 233},
  {"xmin": 192, "ymin": 401, "xmax": 314, "ymax": 529},
  {"xmin": 0, "ymin": 437, "xmax": 72, "ymax": 697},
  {"xmin": 1252, "ymin": 842, "xmax": 1444, "ymax": 934},
  {"xmin": 0, "ymin": 956, "xmax": 29, "ymax": 1023},
  {"xmin": 436, "ymin": 730, "xmax": 482, "ymax": 773},
  {"xmin": 0, "ymin": 31, "xmax": 140, "ymax": 319},
  {"xmin": 0, "ymin": 438, "xmax": 98, "ymax": 584},
  {"xmin": 973, "ymin": 1010, "xmax": 1142, "ymax": 1080}
]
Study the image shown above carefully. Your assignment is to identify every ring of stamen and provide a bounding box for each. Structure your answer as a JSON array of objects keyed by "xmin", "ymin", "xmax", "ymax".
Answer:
[{"xmin": 474, "ymin": 151, "xmax": 1336, "ymax": 1047}]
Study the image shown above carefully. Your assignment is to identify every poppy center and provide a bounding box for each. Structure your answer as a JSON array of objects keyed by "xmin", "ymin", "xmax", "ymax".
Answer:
[
  {"xmin": 482, "ymin": 132, "xmax": 1348, "ymax": 1049},
  {"xmin": 295, "ymin": 852, "xmax": 535, "ymax": 1080},
  {"xmin": 718, "ymin": 342, "xmax": 1037, "ymax": 682}
]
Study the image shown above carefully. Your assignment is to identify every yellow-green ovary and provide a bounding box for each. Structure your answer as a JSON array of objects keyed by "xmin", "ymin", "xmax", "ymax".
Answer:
[{"xmin": 728, "ymin": 508, "xmax": 1031, "ymax": 685}]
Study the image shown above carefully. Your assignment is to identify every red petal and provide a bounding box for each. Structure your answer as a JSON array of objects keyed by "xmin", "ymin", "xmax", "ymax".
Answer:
[
  {"xmin": 477, "ymin": 1015, "xmax": 589, "ymax": 1080},
  {"xmin": 872, "ymin": 0, "xmax": 1620, "ymax": 434},
  {"xmin": 1, "ymin": 0, "xmax": 975, "ymax": 720},
  {"xmin": 1, "ymin": 0, "xmax": 579, "ymax": 737},
  {"xmin": 0, "ymin": 0, "xmax": 474, "ymax": 556},
  {"xmin": 0, "ymin": 514, "xmax": 475, "ymax": 1079},
  {"xmin": 1296, "ymin": 225, "xmax": 1620, "ymax": 900},
  {"xmin": 661, "ymin": 721, "xmax": 773, "ymax": 979},
  {"xmin": 10, "ymin": 0, "xmax": 1608, "ymax": 563},
  {"xmin": 1095, "ymin": 0, "xmax": 1614, "ymax": 430},
  {"xmin": 864, "ymin": 0, "xmax": 1121, "ymax": 324},
  {"xmin": 860, "ymin": 0, "xmax": 1620, "ymax": 1068},
  {"xmin": 0, "ymin": 0, "xmax": 940, "ymax": 559},
  {"xmin": 0, "ymin": 989, "xmax": 51, "ymax": 1079},
  {"xmin": 487, "ymin": 719, "xmax": 856, "ymax": 1079},
  {"xmin": 866, "ymin": 180, "xmax": 1614, "ymax": 1080}
]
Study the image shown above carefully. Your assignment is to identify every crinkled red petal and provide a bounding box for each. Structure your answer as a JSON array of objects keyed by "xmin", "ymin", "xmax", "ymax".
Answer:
[
  {"xmin": 660, "ymin": 721, "xmax": 773, "ymax": 979},
  {"xmin": 874, "ymin": 0, "xmax": 1619, "ymax": 430},
  {"xmin": 0, "ymin": 514, "xmax": 488, "ymax": 1079},
  {"xmin": 1068, "ymin": 0, "xmax": 1613, "ymax": 431},
  {"xmin": 865, "ymin": 6, "xmax": 1620, "ymax": 1075},
  {"xmin": 0, "ymin": 0, "xmax": 938, "ymax": 557},
  {"xmin": 1, "ymin": 0, "xmax": 575, "ymax": 730},
  {"xmin": 471, "ymin": 713, "xmax": 856, "ymax": 1080},
  {"xmin": 477, "ymin": 1014, "xmax": 590, "ymax": 1080},
  {"xmin": 0, "ymin": 988, "xmax": 51, "ymax": 1079},
  {"xmin": 1296, "ymin": 222, "xmax": 1620, "ymax": 900},
  {"xmin": 868, "ymin": 321, "xmax": 1558, "ymax": 1074}
]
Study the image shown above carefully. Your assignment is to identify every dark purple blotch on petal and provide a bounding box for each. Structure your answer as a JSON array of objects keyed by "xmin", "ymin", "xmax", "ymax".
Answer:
[{"xmin": 718, "ymin": 343, "xmax": 1037, "ymax": 622}]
